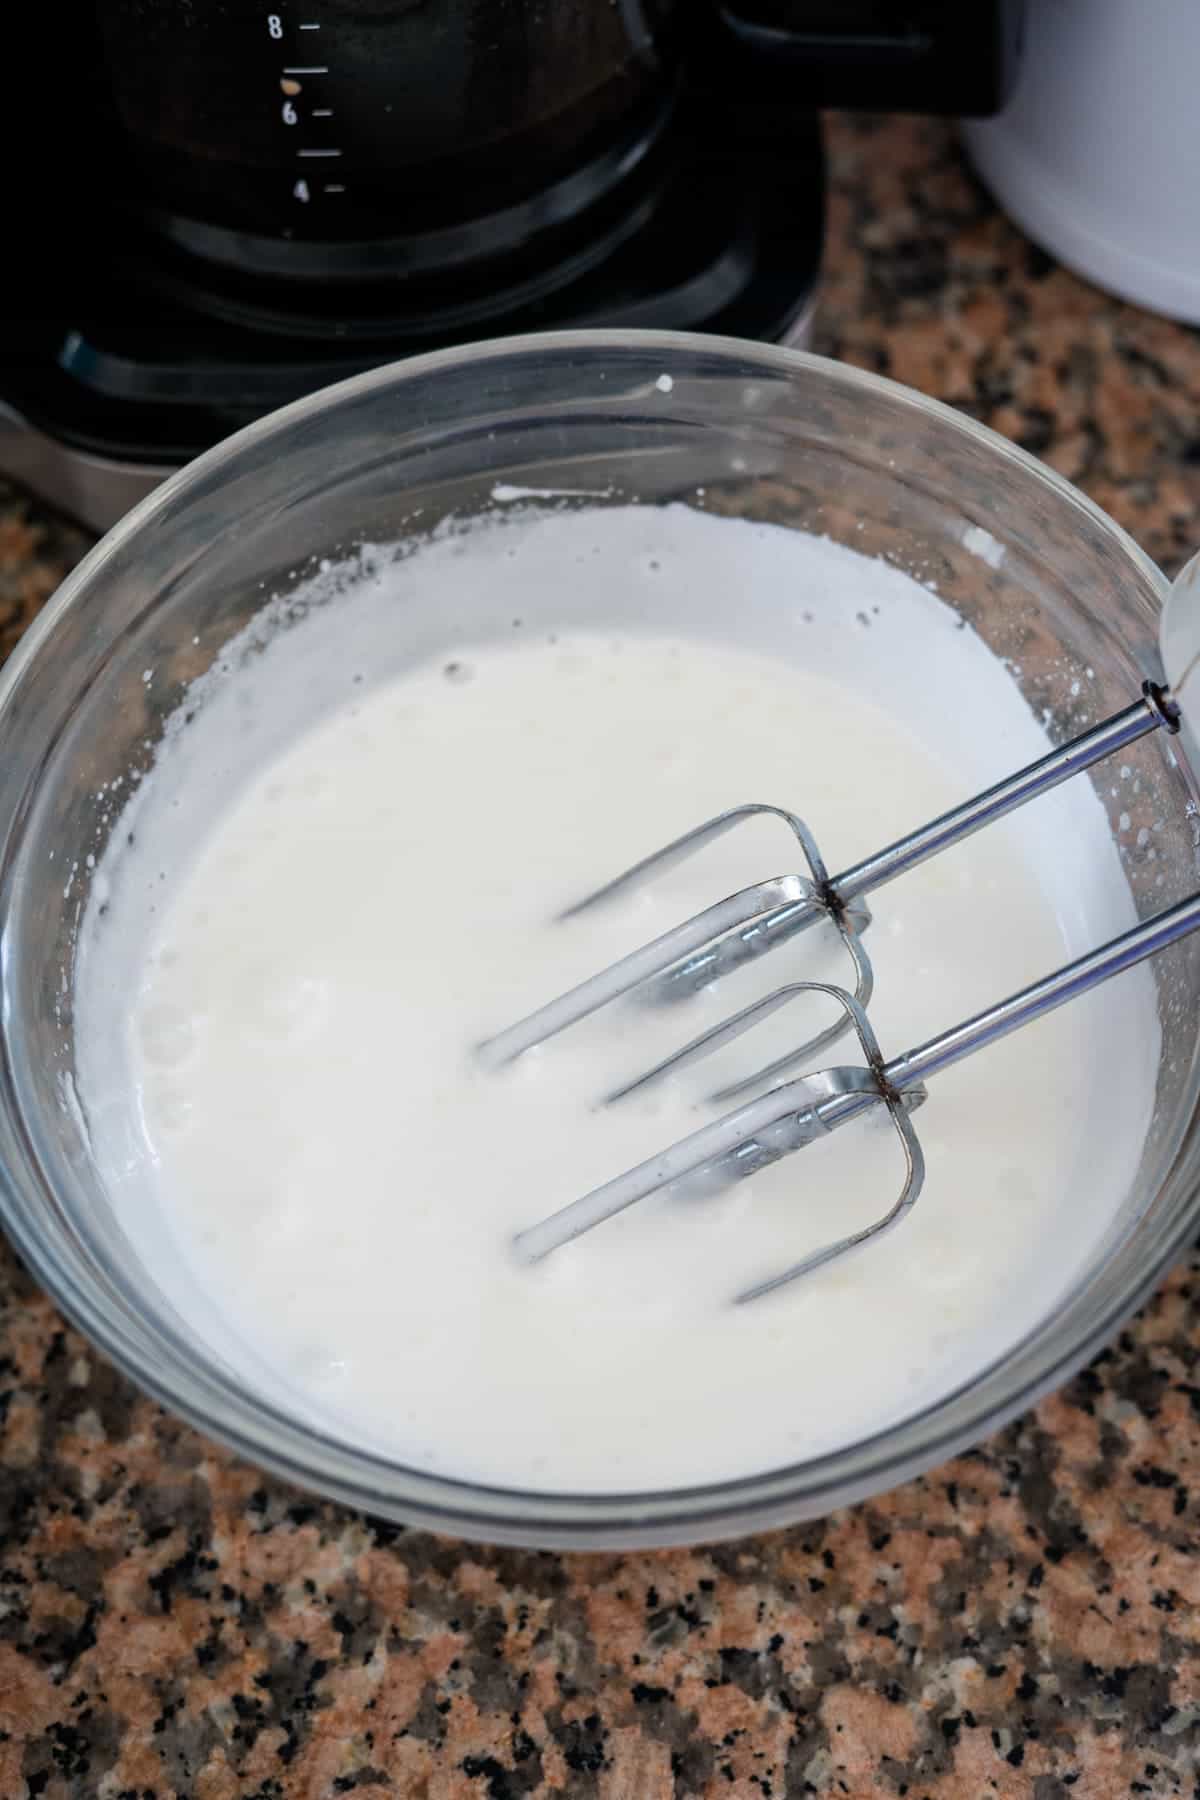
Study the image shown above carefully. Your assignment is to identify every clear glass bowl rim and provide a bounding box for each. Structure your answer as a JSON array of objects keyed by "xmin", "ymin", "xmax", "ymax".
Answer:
[{"xmin": 0, "ymin": 328, "xmax": 1190, "ymax": 1549}]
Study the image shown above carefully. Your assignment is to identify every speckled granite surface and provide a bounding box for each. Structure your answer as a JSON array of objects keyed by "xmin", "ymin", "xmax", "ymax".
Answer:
[{"xmin": 2, "ymin": 115, "xmax": 1200, "ymax": 1799}]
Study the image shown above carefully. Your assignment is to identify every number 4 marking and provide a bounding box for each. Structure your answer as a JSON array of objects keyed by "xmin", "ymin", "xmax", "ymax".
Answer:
[{"xmin": 294, "ymin": 179, "xmax": 310, "ymax": 202}]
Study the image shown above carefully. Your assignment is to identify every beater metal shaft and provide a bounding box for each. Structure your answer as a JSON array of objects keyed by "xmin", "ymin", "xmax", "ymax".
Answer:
[{"xmin": 480, "ymin": 687, "xmax": 1174, "ymax": 1067}]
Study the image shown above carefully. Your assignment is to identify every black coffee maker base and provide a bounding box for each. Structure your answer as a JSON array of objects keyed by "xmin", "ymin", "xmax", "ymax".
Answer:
[{"xmin": 0, "ymin": 111, "xmax": 823, "ymax": 532}]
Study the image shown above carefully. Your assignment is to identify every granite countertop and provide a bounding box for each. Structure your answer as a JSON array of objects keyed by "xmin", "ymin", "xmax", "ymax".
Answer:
[{"xmin": 2, "ymin": 116, "xmax": 1200, "ymax": 1799}]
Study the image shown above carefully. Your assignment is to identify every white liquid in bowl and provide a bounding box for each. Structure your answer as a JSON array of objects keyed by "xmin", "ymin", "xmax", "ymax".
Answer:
[{"xmin": 74, "ymin": 504, "xmax": 1159, "ymax": 1493}]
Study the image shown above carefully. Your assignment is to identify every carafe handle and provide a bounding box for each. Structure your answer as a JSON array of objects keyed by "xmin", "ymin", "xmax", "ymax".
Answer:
[{"xmin": 709, "ymin": 0, "xmax": 1024, "ymax": 116}]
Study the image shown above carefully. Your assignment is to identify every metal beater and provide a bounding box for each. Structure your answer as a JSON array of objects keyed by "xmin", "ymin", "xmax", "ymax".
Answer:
[{"xmin": 482, "ymin": 552, "xmax": 1200, "ymax": 1303}]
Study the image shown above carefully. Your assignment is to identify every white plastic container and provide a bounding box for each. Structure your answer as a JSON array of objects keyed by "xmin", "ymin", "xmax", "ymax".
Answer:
[{"xmin": 963, "ymin": 0, "xmax": 1200, "ymax": 325}]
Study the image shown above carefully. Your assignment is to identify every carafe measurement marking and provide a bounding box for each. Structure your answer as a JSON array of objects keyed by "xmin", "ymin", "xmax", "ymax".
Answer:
[{"xmin": 267, "ymin": 15, "xmax": 347, "ymax": 200}]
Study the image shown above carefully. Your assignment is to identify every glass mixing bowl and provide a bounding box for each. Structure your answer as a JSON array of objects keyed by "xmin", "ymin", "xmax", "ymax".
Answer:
[{"xmin": 1, "ymin": 332, "xmax": 1198, "ymax": 1549}]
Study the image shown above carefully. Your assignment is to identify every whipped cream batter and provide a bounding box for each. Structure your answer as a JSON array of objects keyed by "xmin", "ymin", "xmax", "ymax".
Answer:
[{"xmin": 74, "ymin": 504, "xmax": 1158, "ymax": 1492}]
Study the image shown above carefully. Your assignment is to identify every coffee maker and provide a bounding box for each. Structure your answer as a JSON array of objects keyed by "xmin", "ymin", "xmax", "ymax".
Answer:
[{"xmin": 1, "ymin": 2, "xmax": 1022, "ymax": 530}]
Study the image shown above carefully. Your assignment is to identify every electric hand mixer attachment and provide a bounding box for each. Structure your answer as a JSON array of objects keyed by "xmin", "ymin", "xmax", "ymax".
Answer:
[{"xmin": 481, "ymin": 552, "xmax": 1200, "ymax": 1303}]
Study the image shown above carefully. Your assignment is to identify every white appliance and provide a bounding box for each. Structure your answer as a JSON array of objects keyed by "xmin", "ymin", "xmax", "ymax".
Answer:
[{"xmin": 964, "ymin": 0, "xmax": 1200, "ymax": 325}]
